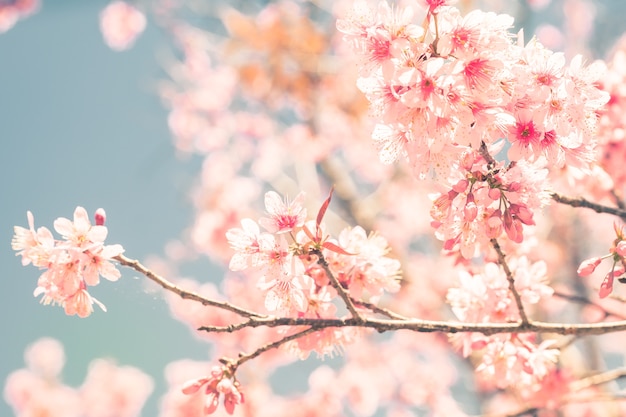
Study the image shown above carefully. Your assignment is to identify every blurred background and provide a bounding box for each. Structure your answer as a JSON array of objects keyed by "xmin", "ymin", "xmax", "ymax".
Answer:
[
  {"xmin": 0, "ymin": 2, "xmax": 211, "ymax": 416},
  {"xmin": 3, "ymin": 1, "xmax": 626, "ymax": 416}
]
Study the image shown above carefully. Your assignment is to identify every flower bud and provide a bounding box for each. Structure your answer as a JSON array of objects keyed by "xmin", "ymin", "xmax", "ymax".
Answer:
[
  {"xmin": 94, "ymin": 208, "xmax": 106, "ymax": 226},
  {"xmin": 577, "ymin": 257, "xmax": 602, "ymax": 277}
]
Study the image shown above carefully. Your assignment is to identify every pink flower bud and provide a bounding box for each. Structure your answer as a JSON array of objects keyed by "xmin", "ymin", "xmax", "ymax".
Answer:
[
  {"xmin": 510, "ymin": 203, "xmax": 535, "ymax": 226},
  {"xmin": 488, "ymin": 188, "xmax": 501, "ymax": 200},
  {"xmin": 507, "ymin": 182, "xmax": 521, "ymax": 192},
  {"xmin": 577, "ymin": 257, "xmax": 602, "ymax": 277},
  {"xmin": 464, "ymin": 201, "xmax": 478, "ymax": 222},
  {"xmin": 181, "ymin": 377, "xmax": 210, "ymax": 395},
  {"xmin": 94, "ymin": 208, "xmax": 106, "ymax": 226},
  {"xmin": 599, "ymin": 271, "xmax": 616, "ymax": 299},
  {"xmin": 204, "ymin": 391, "xmax": 220, "ymax": 415},
  {"xmin": 503, "ymin": 211, "xmax": 523, "ymax": 243}
]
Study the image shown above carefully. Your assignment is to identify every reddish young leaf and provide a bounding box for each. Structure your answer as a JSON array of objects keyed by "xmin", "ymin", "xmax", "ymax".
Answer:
[
  {"xmin": 322, "ymin": 241, "xmax": 355, "ymax": 256},
  {"xmin": 316, "ymin": 187, "xmax": 334, "ymax": 238}
]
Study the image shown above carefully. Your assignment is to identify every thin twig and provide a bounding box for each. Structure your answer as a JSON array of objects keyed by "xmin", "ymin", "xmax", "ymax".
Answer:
[
  {"xmin": 222, "ymin": 327, "xmax": 317, "ymax": 372},
  {"xmin": 553, "ymin": 291, "xmax": 626, "ymax": 320},
  {"xmin": 310, "ymin": 248, "xmax": 364, "ymax": 322},
  {"xmin": 571, "ymin": 366, "xmax": 626, "ymax": 391},
  {"xmin": 114, "ymin": 254, "xmax": 265, "ymax": 319},
  {"xmin": 611, "ymin": 189, "xmax": 625, "ymax": 210},
  {"xmin": 350, "ymin": 298, "xmax": 410, "ymax": 320},
  {"xmin": 491, "ymin": 238, "xmax": 530, "ymax": 325},
  {"xmin": 551, "ymin": 193, "xmax": 626, "ymax": 221}
]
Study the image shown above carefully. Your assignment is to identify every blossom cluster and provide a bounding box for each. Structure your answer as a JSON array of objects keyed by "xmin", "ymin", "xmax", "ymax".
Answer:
[
  {"xmin": 226, "ymin": 190, "xmax": 401, "ymax": 351},
  {"xmin": 12, "ymin": 207, "xmax": 124, "ymax": 317},
  {"xmin": 337, "ymin": 0, "xmax": 608, "ymax": 177},
  {"xmin": 430, "ymin": 149, "xmax": 550, "ymax": 257},
  {"xmin": 4, "ymin": 337, "xmax": 153, "ymax": 417},
  {"xmin": 182, "ymin": 365, "xmax": 244, "ymax": 415},
  {"xmin": 447, "ymin": 257, "xmax": 557, "ymax": 391}
]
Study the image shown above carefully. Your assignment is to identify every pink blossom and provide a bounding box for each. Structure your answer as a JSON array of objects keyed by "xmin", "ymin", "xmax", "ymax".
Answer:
[
  {"xmin": 54, "ymin": 206, "xmax": 108, "ymax": 249},
  {"xmin": 80, "ymin": 359, "xmax": 154, "ymax": 417},
  {"xmin": 225, "ymin": 218, "xmax": 275, "ymax": 271},
  {"xmin": 329, "ymin": 226, "xmax": 401, "ymax": 302},
  {"xmin": 99, "ymin": 1, "xmax": 146, "ymax": 51},
  {"xmin": 257, "ymin": 255, "xmax": 311, "ymax": 314},
  {"xmin": 258, "ymin": 191, "xmax": 307, "ymax": 233},
  {"xmin": 0, "ymin": 0, "xmax": 38, "ymax": 33}
]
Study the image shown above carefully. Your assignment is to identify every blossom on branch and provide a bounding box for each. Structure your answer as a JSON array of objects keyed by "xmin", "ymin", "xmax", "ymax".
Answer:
[
  {"xmin": 12, "ymin": 207, "xmax": 124, "ymax": 317},
  {"xmin": 182, "ymin": 366, "xmax": 244, "ymax": 415}
]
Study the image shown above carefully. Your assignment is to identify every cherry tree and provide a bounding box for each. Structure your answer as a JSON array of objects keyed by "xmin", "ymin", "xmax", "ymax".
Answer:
[{"xmin": 7, "ymin": 0, "xmax": 626, "ymax": 416}]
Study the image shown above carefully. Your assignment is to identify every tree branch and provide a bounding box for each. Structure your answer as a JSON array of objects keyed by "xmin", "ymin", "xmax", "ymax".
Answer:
[
  {"xmin": 310, "ymin": 248, "xmax": 364, "ymax": 322},
  {"xmin": 571, "ymin": 366, "xmax": 626, "ymax": 391},
  {"xmin": 551, "ymin": 193, "xmax": 626, "ymax": 221},
  {"xmin": 350, "ymin": 297, "xmax": 410, "ymax": 320},
  {"xmin": 199, "ymin": 315, "xmax": 626, "ymax": 337},
  {"xmin": 491, "ymin": 238, "xmax": 530, "ymax": 325},
  {"xmin": 114, "ymin": 254, "xmax": 265, "ymax": 319}
]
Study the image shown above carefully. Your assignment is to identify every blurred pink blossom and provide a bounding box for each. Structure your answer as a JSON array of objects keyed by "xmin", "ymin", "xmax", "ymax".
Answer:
[
  {"xmin": 99, "ymin": 1, "xmax": 146, "ymax": 51},
  {"xmin": 0, "ymin": 0, "xmax": 38, "ymax": 33}
]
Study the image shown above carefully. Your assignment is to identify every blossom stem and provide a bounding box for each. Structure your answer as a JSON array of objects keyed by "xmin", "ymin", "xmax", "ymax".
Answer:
[
  {"xmin": 490, "ymin": 238, "xmax": 530, "ymax": 325},
  {"xmin": 310, "ymin": 248, "xmax": 364, "ymax": 322},
  {"xmin": 350, "ymin": 298, "xmax": 410, "ymax": 320},
  {"xmin": 114, "ymin": 254, "xmax": 265, "ymax": 319},
  {"xmin": 551, "ymin": 193, "xmax": 626, "ymax": 220},
  {"xmin": 478, "ymin": 141, "xmax": 497, "ymax": 167}
]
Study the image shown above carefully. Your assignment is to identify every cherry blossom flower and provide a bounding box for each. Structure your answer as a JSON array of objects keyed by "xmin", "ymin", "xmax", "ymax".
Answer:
[
  {"xmin": 99, "ymin": 1, "xmax": 146, "ymax": 51},
  {"xmin": 328, "ymin": 226, "xmax": 401, "ymax": 302},
  {"xmin": 225, "ymin": 218, "xmax": 276, "ymax": 271},
  {"xmin": 258, "ymin": 191, "xmax": 307, "ymax": 233}
]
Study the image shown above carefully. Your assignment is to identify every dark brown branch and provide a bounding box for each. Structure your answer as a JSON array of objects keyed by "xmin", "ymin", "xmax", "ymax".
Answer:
[
  {"xmin": 551, "ymin": 193, "xmax": 626, "ymax": 221},
  {"xmin": 310, "ymin": 248, "xmax": 364, "ymax": 322},
  {"xmin": 199, "ymin": 316, "xmax": 626, "ymax": 337},
  {"xmin": 115, "ymin": 254, "xmax": 265, "ymax": 319},
  {"xmin": 478, "ymin": 141, "xmax": 497, "ymax": 166},
  {"xmin": 117, "ymin": 254, "xmax": 626, "ymax": 340},
  {"xmin": 491, "ymin": 238, "xmax": 530, "ymax": 325}
]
